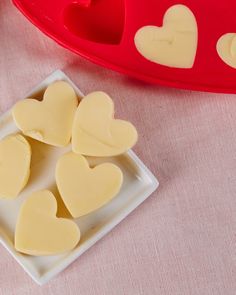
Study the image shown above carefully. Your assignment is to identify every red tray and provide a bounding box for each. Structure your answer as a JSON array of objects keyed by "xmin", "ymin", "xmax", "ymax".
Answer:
[{"xmin": 13, "ymin": 0, "xmax": 236, "ymax": 93}]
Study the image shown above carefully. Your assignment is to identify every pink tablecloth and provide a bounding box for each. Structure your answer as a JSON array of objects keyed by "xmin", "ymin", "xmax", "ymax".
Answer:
[{"xmin": 1, "ymin": 1, "xmax": 236, "ymax": 294}]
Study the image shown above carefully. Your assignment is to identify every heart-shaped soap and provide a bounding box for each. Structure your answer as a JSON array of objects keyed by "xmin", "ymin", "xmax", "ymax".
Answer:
[
  {"xmin": 217, "ymin": 33, "xmax": 236, "ymax": 69},
  {"xmin": 12, "ymin": 81, "xmax": 78, "ymax": 147},
  {"xmin": 15, "ymin": 190, "xmax": 80, "ymax": 256},
  {"xmin": 56, "ymin": 152, "xmax": 123, "ymax": 218},
  {"xmin": 134, "ymin": 5, "xmax": 198, "ymax": 68},
  {"xmin": 72, "ymin": 91, "xmax": 138, "ymax": 157},
  {"xmin": 0, "ymin": 134, "xmax": 31, "ymax": 199}
]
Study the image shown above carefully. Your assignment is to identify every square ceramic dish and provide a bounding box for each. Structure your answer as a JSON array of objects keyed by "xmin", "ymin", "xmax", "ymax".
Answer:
[{"xmin": 0, "ymin": 70, "xmax": 159, "ymax": 285}]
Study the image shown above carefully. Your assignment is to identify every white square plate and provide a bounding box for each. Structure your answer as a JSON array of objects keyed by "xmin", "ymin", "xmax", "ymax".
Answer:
[{"xmin": 0, "ymin": 70, "xmax": 159, "ymax": 285}]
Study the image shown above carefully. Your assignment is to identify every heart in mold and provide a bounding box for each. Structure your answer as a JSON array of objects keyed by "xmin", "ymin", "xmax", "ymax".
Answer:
[{"xmin": 12, "ymin": 0, "xmax": 236, "ymax": 93}]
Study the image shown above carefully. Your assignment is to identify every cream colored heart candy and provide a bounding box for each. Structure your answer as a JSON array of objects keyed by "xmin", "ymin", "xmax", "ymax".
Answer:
[
  {"xmin": 15, "ymin": 190, "xmax": 80, "ymax": 256},
  {"xmin": 72, "ymin": 91, "xmax": 138, "ymax": 157},
  {"xmin": 134, "ymin": 4, "xmax": 198, "ymax": 68},
  {"xmin": 12, "ymin": 81, "xmax": 78, "ymax": 147},
  {"xmin": 217, "ymin": 33, "xmax": 236, "ymax": 69},
  {"xmin": 0, "ymin": 134, "xmax": 31, "ymax": 199},
  {"xmin": 56, "ymin": 152, "xmax": 123, "ymax": 218}
]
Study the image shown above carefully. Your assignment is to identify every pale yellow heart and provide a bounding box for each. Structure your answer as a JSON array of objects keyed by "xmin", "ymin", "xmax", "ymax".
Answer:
[
  {"xmin": 12, "ymin": 81, "xmax": 78, "ymax": 147},
  {"xmin": 134, "ymin": 4, "xmax": 198, "ymax": 68},
  {"xmin": 72, "ymin": 91, "xmax": 138, "ymax": 157},
  {"xmin": 0, "ymin": 134, "xmax": 31, "ymax": 199},
  {"xmin": 217, "ymin": 33, "xmax": 236, "ymax": 68},
  {"xmin": 56, "ymin": 152, "xmax": 123, "ymax": 218},
  {"xmin": 15, "ymin": 190, "xmax": 80, "ymax": 256}
]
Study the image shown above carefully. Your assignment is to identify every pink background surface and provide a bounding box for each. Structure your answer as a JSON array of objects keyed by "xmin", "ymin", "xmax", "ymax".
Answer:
[{"xmin": 1, "ymin": 1, "xmax": 236, "ymax": 294}]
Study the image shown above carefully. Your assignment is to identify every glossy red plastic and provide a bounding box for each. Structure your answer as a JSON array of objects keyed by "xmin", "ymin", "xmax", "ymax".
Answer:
[{"xmin": 13, "ymin": 0, "xmax": 236, "ymax": 93}]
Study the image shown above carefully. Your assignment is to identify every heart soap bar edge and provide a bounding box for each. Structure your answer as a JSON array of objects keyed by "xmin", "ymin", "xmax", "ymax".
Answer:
[
  {"xmin": 72, "ymin": 91, "xmax": 138, "ymax": 157},
  {"xmin": 0, "ymin": 134, "xmax": 31, "ymax": 199},
  {"xmin": 15, "ymin": 190, "xmax": 80, "ymax": 256},
  {"xmin": 12, "ymin": 81, "xmax": 78, "ymax": 147},
  {"xmin": 56, "ymin": 152, "xmax": 123, "ymax": 218}
]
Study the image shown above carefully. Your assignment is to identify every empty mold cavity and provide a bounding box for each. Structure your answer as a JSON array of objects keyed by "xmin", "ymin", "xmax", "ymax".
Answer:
[{"xmin": 64, "ymin": 0, "xmax": 125, "ymax": 44}]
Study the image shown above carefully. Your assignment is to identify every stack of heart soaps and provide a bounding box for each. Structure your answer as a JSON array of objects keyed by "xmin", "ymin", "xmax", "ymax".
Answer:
[{"xmin": 0, "ymin": 81, "xmax": 137, "ymax": 256}]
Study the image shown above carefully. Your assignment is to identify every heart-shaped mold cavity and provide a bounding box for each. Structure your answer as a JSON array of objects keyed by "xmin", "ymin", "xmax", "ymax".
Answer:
[{"xmin": 64, "ymin": 0, "xmax": 125, "ymax": 44}]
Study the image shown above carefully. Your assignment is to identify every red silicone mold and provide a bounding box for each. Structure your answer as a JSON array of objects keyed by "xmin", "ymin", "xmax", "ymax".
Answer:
[{"xmin": 13, "ymin": 0, "xmax": 236, "ymax": 93}]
